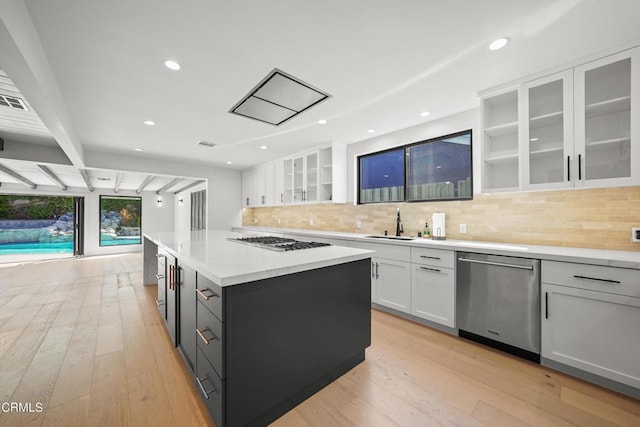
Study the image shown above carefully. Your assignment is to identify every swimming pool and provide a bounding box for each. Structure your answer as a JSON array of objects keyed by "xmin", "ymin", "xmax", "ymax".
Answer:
[{"xmin": 0, "ymin": 241, "xmax": 73, "ymax": 254}]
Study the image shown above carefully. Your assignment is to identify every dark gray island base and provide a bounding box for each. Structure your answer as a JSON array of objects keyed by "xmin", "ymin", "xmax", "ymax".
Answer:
[
  {"xmin": 144, "ymin": 232, "xmax": 372, "ymax": 426},
  {"xmin": 221, "ymin": 260, "xmax": 371, "ymax": 426}
]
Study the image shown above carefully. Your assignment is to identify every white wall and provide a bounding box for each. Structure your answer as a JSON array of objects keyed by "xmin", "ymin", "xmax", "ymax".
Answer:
[
  {"xmin": 85, "ymin": 150, "xmax": 242, "ymax": 231},
  {"xmin": 0, "ymin": 184, "xmax": 174, "ymax": 256},
  {"xmin": 174, "ymin": 181, "xmax": 207, "ymax": 233},
  {"xmin": 346, "ymin": 108, "xmax": 480, "ymax": 203}
]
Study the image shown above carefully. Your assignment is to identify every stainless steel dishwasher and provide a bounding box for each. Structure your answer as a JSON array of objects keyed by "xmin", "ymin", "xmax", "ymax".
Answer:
[{"xmin": 456, "ymin": 252, "xmax": 541, "ymax": 362}]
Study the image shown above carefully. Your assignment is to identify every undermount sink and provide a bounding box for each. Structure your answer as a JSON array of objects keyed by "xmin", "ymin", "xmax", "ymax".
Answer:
[{"xmin": 365, "ymin": 235, "xmax": 415, "ymax": 241}]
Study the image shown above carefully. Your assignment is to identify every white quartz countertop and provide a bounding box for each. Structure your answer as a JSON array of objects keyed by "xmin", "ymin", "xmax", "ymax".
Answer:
[
  {"xmin": 235, "ymin": 226, "xmax": 640, "ymax": 270},
  {"xmin": 144, "ymin": 230, "xmax": 374, "ymax": 286}
]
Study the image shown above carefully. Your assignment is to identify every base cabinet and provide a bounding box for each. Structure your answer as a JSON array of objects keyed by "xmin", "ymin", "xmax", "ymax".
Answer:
[
  {"xmin": 541, "ymin": 260, "xmax": 640, "ymax": 392},
  {"xmin": 411, "ymin": 264, "xmax": 455, "ymax": 328},
  {"xmin": 542, "ymin": 283, "xmax": 640, "ymax": 389},
  {"xmin": 372, "ymin": 258, "xmax": 411, "ymax": 313},
  {"xmin": 156, "ymin": 252, "xmax": 167, "ymax": 319}
]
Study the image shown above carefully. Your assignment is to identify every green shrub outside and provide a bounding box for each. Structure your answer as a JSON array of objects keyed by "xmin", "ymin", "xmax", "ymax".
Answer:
[{"xmin": 0, "ymin": 195, "xmax": 73, "ymax": 220}]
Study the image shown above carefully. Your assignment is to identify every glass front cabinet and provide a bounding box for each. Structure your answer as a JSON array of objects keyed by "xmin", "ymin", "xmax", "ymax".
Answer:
[{"xmin": 481, "ymin": 46, "xmax": 640, "ymax": 192}]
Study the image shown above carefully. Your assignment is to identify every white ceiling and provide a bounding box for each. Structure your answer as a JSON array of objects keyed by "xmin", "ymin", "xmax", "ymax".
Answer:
[{"xmin": 1, "ymin": 0, "xmax": 640, "ymax": 174}]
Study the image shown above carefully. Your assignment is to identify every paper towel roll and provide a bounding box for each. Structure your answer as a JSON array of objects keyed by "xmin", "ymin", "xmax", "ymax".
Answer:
[{"xmin": 432, "ymin": 212, "xmax": 446, "ymax": 240}]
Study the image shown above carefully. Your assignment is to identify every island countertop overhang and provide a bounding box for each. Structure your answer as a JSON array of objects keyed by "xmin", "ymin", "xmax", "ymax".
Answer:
[{"xmin": 144, "ymin": 230, "xmax": 374, "ymax": 286}]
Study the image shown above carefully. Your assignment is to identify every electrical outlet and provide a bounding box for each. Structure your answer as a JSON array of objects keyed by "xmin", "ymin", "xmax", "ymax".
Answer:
[
  {"xmin": 356, "ymin": 220, "xmax": 362, "ymax": 229},
  {"xmin": 460, "ymin": 223, "xmax": 467, "ymax": 234},
  {"xmin": 277, "ymin": 218, "xmax": 281, "ymax": 225},
  {"xmin": 633, "ymin": 227, "xmax": 640, "ymax": 243},
  {"xmin": 310, "ymin": 219, "xmax": 314, "ymax": 226}
]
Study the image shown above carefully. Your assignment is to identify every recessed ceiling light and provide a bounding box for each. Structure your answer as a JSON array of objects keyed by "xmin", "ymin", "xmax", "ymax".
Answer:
[
  {"xmin": 134, "ymin": 148, "xmax": 143, "ymax": 152},
  {"xmin": 368, "ymin": 129, "xmax": 376, "ymax": 133},
  {"xmin": 226, "ymin": 161, "xmax": 232, "ymax": 165},
  {"xmin": 260, "ymin": 145, "xmax": 267, "ymax": 150},
  {"xmin": 489, "ymin": 37, "xmax": 510, "ymax": 51},
  {"xmin": 144, "ymin": 120, "xmax": 155, "ymax": 126},
  {"xmin": 420, "ymin": 111, "xmax": 430, "ymax": 117},
  {"xmin": 318, "ymin": 119, "xmax": 327, "ymax": 125},
  {"xmin": 164, "ymin": 60, "xmax": 181, "ymax": 71}
]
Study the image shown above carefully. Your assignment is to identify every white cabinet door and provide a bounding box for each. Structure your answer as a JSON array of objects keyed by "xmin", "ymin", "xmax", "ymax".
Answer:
[
  {"xmin": 574, "ymin": 47, "xmax": 640, "ymax": 188},
  {"xmin": 411, "ymin": 264, "xmax": 455, "ymax": 327},
  {"xmin": 373, "ymin": 258, "xmax": 411, "ymax": 313},
  {"xmin": 542, "ymin": 283, "xmax": 640, "ymax": 389},
  {"xmin": 273, "ymin": 160, "xmax": 284, "ymax": 205},
  {"xmin": 521, "ymin": 70, "xmax": 574, "ymax": 190},
  {"xmin": 304, "ymin": 151, "xmax": 319, "ymax": 203},
  {"xmin": 283, "ymin": 159, "xmax": 294, "ymax": 204},
  {"xmin": 242, "ymin": 168, "xmax": 262, "ymax": 207},
  {"xmin": 264, "ymin": 163, "xmax": 275, "ymax": 206}
]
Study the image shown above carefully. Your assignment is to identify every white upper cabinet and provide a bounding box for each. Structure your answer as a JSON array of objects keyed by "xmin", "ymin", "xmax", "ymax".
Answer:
[
  {"xmin": 481, "ymin": 45, "xmax": 640, "ymax": 192},
  {"xmin": 245, "ymin": 143, "xmax": 345, "ymax": 207},
  {"xmin": 481, "ymin": 88, "xmax": 520, "ymax": 192},
  {"xmin": 521, "ymin": 70, "xmax": 574, "ymax": 190},
  {"xmin": 574, "ymin": 48, "xmax": 639, "ymax": 187}
]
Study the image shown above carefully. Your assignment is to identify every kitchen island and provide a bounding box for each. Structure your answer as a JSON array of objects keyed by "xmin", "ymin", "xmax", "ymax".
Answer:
[{"xmin": 143, "ymin": 230, "xmax": 373, "ymax": 427}]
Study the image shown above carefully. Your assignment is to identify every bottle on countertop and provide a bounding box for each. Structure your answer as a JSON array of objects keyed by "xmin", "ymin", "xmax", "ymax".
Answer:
[{"xmin": 423, "ymin": 222, "xmax": 430, "ymax": 238}]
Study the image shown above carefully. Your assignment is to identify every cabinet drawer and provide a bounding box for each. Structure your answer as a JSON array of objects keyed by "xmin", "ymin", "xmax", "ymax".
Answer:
[
  {"xmin": 196, "ymin": 346, "xmax": 224, "ymax": 427},
  {"xmin": 542, "ymin": 261, "xmax": 640, "ymax": 297},
  {"xmin": 349, "ymin": 240, "xmax": 410, "ymax": 261},
  {"xmin": 411, "ymin": 247, "xmax": 454, "ymax": 268},
  {"xmin": 196, "ymin": 273, "xmax": 223, "ymax": 321},
  {"xmin": 197, "ymin": 300, "xmax": 224, "ymax": 378}
]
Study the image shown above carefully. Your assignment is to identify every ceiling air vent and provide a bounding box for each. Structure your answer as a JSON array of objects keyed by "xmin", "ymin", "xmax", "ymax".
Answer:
[
  {"xmin": 229, "ymin": 68, "xmax": 330, "ymax": 126},
  {"xmin": 198, "ymin": 141, "xmax": 216, "ymax": 147},
  {"xmin": 0, "ymin": 94, "xmax": 28, "ymax": 111}
]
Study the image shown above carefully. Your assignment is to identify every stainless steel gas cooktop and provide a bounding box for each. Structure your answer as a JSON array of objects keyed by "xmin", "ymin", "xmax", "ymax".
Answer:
[{"xmin": 228, "ymin": 236, "xmax": 331, "ymax": 252}]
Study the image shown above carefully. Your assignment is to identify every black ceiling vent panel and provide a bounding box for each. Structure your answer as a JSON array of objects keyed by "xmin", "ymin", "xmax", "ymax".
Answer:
[{"xmin": 229, "ymin": 69, "xmax": 330, "ymax": 126}]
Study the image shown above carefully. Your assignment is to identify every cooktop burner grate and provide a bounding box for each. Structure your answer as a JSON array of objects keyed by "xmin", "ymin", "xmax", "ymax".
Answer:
[{"xmin": 228, "ymin": 236, "xmax": 331, "ymax": 251}]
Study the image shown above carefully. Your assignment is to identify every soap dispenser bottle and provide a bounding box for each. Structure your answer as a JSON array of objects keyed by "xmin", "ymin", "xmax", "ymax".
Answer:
[{"xmin": 423, "ymin": 222, "xmax": 430, "ymax": 238}]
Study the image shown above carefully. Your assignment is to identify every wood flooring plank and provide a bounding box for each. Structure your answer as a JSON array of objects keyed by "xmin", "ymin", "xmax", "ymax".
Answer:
[
  {"xmin": 472, "ymin": 400, "xmax": 533, "ymax": 427},
  {"xmin": 561, "ymin": 386, "xmax": 640, "ymax": 426},
  {"xmin": 40, "ymin": 395, "xmax": 90, "ymax": 427},
  {"xmin": 127, "ymin": 370, "xmax": 178, "ymax": 426}
]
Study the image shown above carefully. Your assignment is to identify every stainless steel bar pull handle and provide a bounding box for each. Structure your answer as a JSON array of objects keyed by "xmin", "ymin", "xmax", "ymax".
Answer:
[
  {"xmin": 420, "ymin": 266, "xmax": 441, "ymax": 273},
  {"xmin": 457, "ymin": 257, "xmax": 534, "ymax": 270},
  {"xmin": 196, "ymin": 376, "xmax": 217, "ymax": 399},
  {"xmin": 155, "ymin": 274, "xmax": 164, "ymax": 280},
  {"xmin": 567, "ymin": 155, "xmax": 571, "ymax": 181},
  {"xmin": 375, "ymin": 263, "xmax": 379, "ymax": 279},
  {"xmin": 420, "ymin": 255, "xmax": 441, "ymax": 260},
  {"xmin": 155, "ymin": 299, "xmax": 163, "ymax": 307},
  {"xmin": 573, "ymin": 275, "xmax": 621, "ymax": 284}
]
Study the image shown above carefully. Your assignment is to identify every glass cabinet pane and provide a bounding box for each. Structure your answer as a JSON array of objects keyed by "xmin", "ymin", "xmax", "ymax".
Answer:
[
  {"xmin": 583, "ymin": 58, "xmax": 631, "ymax": 181},
  {"xmin": 305, "ymin": 152, "xmax": 318, "ymax": 202},
  {"xmin": 359, "ymin": 149, "xmax": 404, "ymax": 203},
  {"xmin": 283, "ymin": 159, "xmax": 293, "ymax": 204},
  {"xmin": 292, "ymin": 156, "xmax": 303, "ymax": 202},
  {"xmin": 528, "ymin": 79, "xmax": 565, "ymax": 185}
]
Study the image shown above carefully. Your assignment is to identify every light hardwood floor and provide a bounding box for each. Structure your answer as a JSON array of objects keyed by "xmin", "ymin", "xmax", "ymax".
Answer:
[{"xmin": 0, "ymin": 253, "xmax": 638, "ymax": 426}]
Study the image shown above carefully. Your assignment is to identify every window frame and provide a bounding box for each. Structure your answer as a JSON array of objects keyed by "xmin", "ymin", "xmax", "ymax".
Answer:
[
  {"xmin": 357, "ymin": 129, "xmax": 473, "ymax": 204},
  {"xmin": 98, "ymin": 195, "xmax": 142, "ymax": 247}
]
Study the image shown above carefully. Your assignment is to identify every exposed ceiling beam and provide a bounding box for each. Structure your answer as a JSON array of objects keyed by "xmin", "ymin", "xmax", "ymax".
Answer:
[
  {"xmin": 156, "ymin": 178, "xmax": 184, "ymax": 195},
  {"xmin": 174, "ymin": 179, "xmax": 206, "ymax": 194},
  {"xmin": 0, "ymin": 2, "xmax": 85, "ymax": 167},
  {"xmin": 37, "ymin": 164, "xmax": 67, "ymax": 190},
  {"xmin": 79, "ymin": 169, "xmax": 94, "ymax": 192},
  {"xmin": 136, "ymin": 175, "xmax": 155, "ymax": 194},
  {"xmin": 0, "ymin": 162, "xmax": 37, "ymax": 189},
  {"xmin": 114, "ymin": 172, "xmax": 122, "ymax": 193}
]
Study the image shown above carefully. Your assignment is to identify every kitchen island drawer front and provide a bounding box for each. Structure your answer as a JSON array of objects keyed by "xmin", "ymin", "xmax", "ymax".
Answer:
[
  {"xmin": 197, "ymin": 300, "xmax": 224, "ymax": 378},
  {"xmin": 411, "ymin": 247, "xmax": 454, "ymax": 268},
  {"xmin": 542, "ymin": 261, "xmax": 640, "ymax": 297},
  {"xmin": 349, "ymin": 241, "xmax": 410, "ymax": 261},
  {"xmin": 196, "ymin": 346, "xmax": 224, "ymax": 427},
  {"xmin": 197, "ymin": 273, "xmax": 223, "ymax": 321}
]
